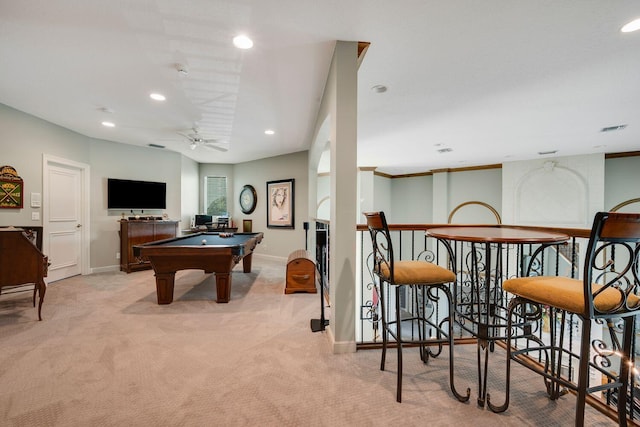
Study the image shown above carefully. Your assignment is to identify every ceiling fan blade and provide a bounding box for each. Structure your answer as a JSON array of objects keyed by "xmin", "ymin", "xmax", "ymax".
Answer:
[{"xmin": 202, "ymin": 143, "xmax": 228, "ymax": 152}]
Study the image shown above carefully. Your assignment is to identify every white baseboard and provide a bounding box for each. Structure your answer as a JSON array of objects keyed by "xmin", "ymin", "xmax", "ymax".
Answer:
[
  {"xmin": 90, "ymin": 265, "xmax": 121, "ymax": 274},
  {"xmin": 327, "ymin": 326, "xmax": 357, "ymax": 354}
]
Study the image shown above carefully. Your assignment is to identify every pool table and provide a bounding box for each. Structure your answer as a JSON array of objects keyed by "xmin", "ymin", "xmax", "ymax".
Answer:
[{"xmin": 133, "ymin": 232, "xmax": 263, "ymax": 304}]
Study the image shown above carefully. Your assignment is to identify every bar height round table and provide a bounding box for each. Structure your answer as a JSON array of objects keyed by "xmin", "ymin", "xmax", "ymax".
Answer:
[{"xmin": 426, "ymin": 226, "xmax": 569, "ymax": 407}]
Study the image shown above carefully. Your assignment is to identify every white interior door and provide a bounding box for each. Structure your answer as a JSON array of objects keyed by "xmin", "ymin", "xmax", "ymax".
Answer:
[{"xmin": 43, "ymin": 156, "xmax": 90, "ymax": 282}]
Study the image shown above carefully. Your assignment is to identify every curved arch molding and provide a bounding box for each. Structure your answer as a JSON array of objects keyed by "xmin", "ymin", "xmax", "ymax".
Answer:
[{"xmin": 515, "ymin": 161, "xmax": 587, "ymax": 225}]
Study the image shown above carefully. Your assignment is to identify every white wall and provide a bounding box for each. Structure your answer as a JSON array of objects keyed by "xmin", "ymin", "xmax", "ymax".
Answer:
[
  {"xmin": 605, "ymin": 156, "xmax": 640, "ymax": 211},
  {"xmin": 368, "ymin": 155, "xmax": 639, "ymax": 228},
  {"xmin": 89, "ymin": 141, "xmax": 183, "ymax": 269},
  {"xmin": 316, "ymin": 174, "xmax": 330, "ymax": 220},
  {"xmin": 1, "ymin": 102, "xmax": 312, "ymax": 268},
  {"xmin": 372, "ymin": 174, "xmax": 391, "ymax": 219},
  {"xmin": 1, "ymin": 103, "xmax": 194, "ymax": 270},
  {"xmin": 447, "ymin": 168, "xmax": 502, "ymax": 223},
  {"xmin": 233, "ymin": 151, "xmax": 309, "ymax": 258},
  {"xmin": 390, "ymin": 175, "xmax": 433, "ymax": 223},
  {"xmin": 370, "ymin": 168, "xmax": 501, "ymax": 224},
  {"xmin": 180, "ymin": 156, "xmax": 199, "ymax": 228},
  {"xmin": 0, "ymin": 104, "xmax": 90, "ymax": 226}
]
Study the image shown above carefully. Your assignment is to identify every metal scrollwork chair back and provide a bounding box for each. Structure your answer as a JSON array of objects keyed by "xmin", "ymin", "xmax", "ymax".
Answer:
[
  {"xmin": 488, "ymin": 212, "xmax": 640, "ymax": 427},
  {"xmin": 363, "ymin": 211, "xmax": 470, "ymax": 403}
]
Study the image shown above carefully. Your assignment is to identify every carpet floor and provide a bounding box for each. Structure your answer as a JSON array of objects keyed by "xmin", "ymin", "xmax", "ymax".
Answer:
[{"xmin": 0, "ymin": 256, "xmax": 617, "ymax": 426}]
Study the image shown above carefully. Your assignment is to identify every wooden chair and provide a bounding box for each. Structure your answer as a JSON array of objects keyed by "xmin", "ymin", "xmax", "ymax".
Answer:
[
  {"xmin": 487, "ymin": 212, "xmax": 640, "ymax": 426},
  {"xmin": 363, "ymin": 211, "xmax": 470, "ymax": 403},
  {"xmin": 0, "ymin": 228, "xmax": 48, "ymax": 320}
]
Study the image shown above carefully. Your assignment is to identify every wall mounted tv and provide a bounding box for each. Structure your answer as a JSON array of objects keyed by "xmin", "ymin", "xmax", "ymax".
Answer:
[{"xmin": 107, "ymin": 178, "xmax": 167, "ymax": 210}]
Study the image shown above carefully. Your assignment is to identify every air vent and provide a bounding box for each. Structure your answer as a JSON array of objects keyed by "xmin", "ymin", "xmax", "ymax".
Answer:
[
  {"xmin": 437, "ymin": 148, "xmax": 453, "ymax": 154},
  {"xmin": 148, "ymin": 143, "xmax": 165, "ymax": 149},
  {"xmin": 538, "ymin": 150, "xmax": 557, "ymax": 155},
  {"xmin": 601, "ymin": 124, "xmax": 627, "ymax": 132}
]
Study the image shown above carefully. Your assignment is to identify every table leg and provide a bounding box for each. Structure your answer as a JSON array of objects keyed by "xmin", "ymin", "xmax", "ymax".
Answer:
[
  {"xmin": 214, "ymin": 273, "xmax": 231, "ymax": 303},
  {"xmin": 477, "ymin": 335, "xmax": 490, "ymax": 407},
  {"xmin": 474, "ymin": 242, "xmax": 497, "ymax": 407},
  {"xmin": 36, "ymin": 279, "xmax": 46, "ymax": 321},
  {"xmin": 242, "ymin": 253, "xmax": 253, "ymax": 273},
  {"xmin": 155, "ymin": 272, "xmax": 176, "ymax": 304}
]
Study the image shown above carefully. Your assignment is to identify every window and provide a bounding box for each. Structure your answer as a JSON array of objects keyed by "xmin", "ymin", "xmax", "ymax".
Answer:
[{"xmin": 204, "ymin": 176, "xmax": 227, "ymax": 216}]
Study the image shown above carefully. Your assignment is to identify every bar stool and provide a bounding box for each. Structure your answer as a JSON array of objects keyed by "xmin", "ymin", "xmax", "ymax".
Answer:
[
  {"xmin": 487, "ymin": 212, "xmax": 640, "ymax": 426},
  {"xmin": 363, "ymin": 211, "xmax": 470, "ymax": 403}
]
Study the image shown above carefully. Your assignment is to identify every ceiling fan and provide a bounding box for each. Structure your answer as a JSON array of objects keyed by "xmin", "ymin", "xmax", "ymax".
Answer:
[{"xmin": 179, "ymin": 129, "xmax": 228, "ymax": 152}]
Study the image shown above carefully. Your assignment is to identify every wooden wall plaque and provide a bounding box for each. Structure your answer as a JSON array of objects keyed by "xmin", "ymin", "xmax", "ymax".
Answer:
[{"xmin": 0, "ymin": 165, "xmax": 24, "ymax": 209}]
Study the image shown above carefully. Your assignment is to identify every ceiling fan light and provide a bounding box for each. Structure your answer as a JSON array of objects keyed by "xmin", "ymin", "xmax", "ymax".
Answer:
[
  {"xmin": 233, "ymin": 34, "xmax": 253, "ymax": 49},
  {"xmin": 190, "ymin": 142, "xmax": 197, "ymax": 150}
]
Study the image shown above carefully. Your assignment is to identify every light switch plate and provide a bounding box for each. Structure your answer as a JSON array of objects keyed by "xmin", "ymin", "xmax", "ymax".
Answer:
[
  {"xmin": 31, "ymin": 192, "xmax": 41, "ymax": 208},
  {"xmin": 32, "ymin": 211, "xmax": 40, "ymax": 220}
]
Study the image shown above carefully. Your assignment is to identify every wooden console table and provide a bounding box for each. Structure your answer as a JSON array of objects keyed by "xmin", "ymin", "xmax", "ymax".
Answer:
[{"xmin": 119, "ymin": 220, "xmax": 179, "ymax": 273}]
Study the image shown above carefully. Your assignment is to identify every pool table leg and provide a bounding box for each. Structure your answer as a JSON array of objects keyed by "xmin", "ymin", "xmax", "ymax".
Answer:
[
  {"xmin": 155, "ymin": 272, "xmax": 175, "ymax": 304},
  {"xmin": 242, "ymin": 253, "xmax": 253, "ymax": 273},
  {"xmin": 215, "ymin": 273, "xmax": 231, "ymax": 303}
]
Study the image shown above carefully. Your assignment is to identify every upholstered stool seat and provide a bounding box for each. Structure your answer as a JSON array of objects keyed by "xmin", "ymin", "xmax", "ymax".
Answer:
[
  {"xmin": 379, "ymin": 260, "xmax": 457, "ymax": 285},
  {"xmin": 503, "ymin": 276, "xmax": 640, "ymax": 315}
]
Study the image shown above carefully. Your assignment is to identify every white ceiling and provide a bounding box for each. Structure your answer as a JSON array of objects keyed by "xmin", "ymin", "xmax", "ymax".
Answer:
[{"xmin": 1, "ymin": 1, "xmax": 639, "ymax": 175}]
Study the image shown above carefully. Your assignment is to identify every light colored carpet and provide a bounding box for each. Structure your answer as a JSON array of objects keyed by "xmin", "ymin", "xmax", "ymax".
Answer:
[{"xmin": 0, "ymin": 256, "xmax": 616, "ymax": 426}]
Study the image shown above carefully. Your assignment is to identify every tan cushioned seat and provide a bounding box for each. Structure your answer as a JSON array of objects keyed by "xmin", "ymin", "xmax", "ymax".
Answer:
[
  {"xmin": 379, "ymin": 260, "xmax": 456, "ymax": 285},
  {"xmin": 503, "ymin": 276, "xmax": 640, "ymax": 314}
]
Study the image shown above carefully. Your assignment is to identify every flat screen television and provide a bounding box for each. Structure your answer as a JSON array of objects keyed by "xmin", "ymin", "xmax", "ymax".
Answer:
[{"xmin": 107, "ymin": 178, "xmax": 166, "ymax": 210}]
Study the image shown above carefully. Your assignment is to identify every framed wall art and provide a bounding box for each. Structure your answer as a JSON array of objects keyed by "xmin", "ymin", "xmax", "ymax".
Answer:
[
  {"xmin": 0, "ymin": 165, "xmax": 24, "ymax": 209},
  {"xmin": 266, "ymin": 179, "xmax": 294, "ymax": 229}
]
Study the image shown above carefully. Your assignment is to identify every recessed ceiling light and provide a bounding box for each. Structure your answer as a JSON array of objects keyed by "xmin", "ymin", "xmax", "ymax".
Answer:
[
  {"xmin": 538, "ymin": 150, "xmax": 557, "ymax": 155},
  {"xmin": 233, "ymin": 35, "xmax": 253, "ymax": 49},
  {"xmin": 371, "ymin": 85, "xmax": 387, "ymax": 93},
  {"xmin": 101, "ymin": 121, "xmax": 115, "ymax": 128},
  {"xmin": 149, "ymin": 93, "xmax": 166, "ymax": 101},
  {"xmin": 264, "ymin": 129, "xmax": 275, "ymax": 135},
  {"xmin": 621, "ymin": 18, "xmax": 640, "ymax": 33},
  {"xmin": 437, "ymin": 148, "xmax": 452, "ymax": 153}
]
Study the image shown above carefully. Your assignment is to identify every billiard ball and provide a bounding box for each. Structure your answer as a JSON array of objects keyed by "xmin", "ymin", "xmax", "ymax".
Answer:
[{"xmin": 201, "ymin": 239, "xmax": 207, "ymax": 245}]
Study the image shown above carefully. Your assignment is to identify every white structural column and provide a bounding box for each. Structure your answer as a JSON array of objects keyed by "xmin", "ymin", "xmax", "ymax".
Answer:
[
  {"xmin": 329, "ymin": 41, "xmax": 359, "ymax": 353},
  {"xmin": 358, "ymin": 167, "xmax": 375, "ymax": 217},
  {"xmin": 432, "ymin": 170, "xmax": 449, "ymax": 223}
]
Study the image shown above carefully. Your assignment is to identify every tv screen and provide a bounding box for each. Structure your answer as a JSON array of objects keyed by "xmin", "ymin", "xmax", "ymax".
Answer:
[{"xmin": 107, "ymin": 178, "xmax": 166, "ymax": 210}]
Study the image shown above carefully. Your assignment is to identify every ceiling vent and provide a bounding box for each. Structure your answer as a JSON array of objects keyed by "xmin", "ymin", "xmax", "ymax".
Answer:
[
  {"xmin": 437, "ymin": 148, "xmax": 453, "ymax": 153},
  {"xmin": 148, "ymin": 143, "xmax": 165, "ymax": 149}
]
